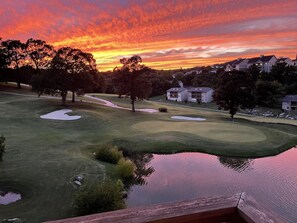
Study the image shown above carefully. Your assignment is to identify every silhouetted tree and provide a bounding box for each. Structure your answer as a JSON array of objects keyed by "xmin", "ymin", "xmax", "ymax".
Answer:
[
  {"xmin": 32, "ymin": 47, "xmax": 99, "ymax": 106},
  {"xmin": 25, "ymin": 38, "xmax": 55, "ymax": 72},
  {"xmin": 113, "ymin": 55, "xmax": 152, "ymax": 112},
  {"xmin": 1, "ymin": 40, "xmax": 26, "ymax": 88},
  {"xmin": 214, "ymin": 71, "xmax": 255, "ymax": 118},
  {"xmin": 254, "ymin": 80, "xmax": 283, "ymax": 107},
  {"xmin": 51, "ymin": 47, "xmax": 98, "ymax": 102}
]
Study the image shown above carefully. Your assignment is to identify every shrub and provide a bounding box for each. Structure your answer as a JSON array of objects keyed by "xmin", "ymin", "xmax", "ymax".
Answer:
[
  {"xmin": 158, "ymin": 107, "xmax": 168, "ymax": 112},
  {"xmin": 74, "ymin": 180, "xmax": 125, "ymax": 215},
  {"xmin": 116, "ymin": 158, "xmax": 136, "ymax": 179},
  {"xmin": 95, "ymin": 144, "xmax": 123, "ymax": 164},
  {"xmin": 0, "ymin": 135, "xmax": 5, "ymax": 161}
]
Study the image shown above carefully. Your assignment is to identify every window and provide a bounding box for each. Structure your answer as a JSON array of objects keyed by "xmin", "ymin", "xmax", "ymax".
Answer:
[
  {"xmin": 191, "ymin": 92, "xmax": 202, "ymax": 100},
  {"xmin": 170, "ymin": 92, "xmax": 178, "ymax": 98}
]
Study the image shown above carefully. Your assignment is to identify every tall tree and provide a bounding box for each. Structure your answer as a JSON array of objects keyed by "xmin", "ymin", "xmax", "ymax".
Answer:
[
  {"xmin": 113, "ymin": 55, "xmax": 152, "ymax": 112},
  {"xmin": 0, "ymin": 38, "xmax": 8, "ymax": 82},
  {"xmin": 51, "ymin": 47, "xmax": 98, "ymax": 102},
  {"xmin": 25, "ymin": 38, "xmax": 55, "ymax": 72},
  {"xmin": 31, "ymin": 47, "xmax": 99, "ymax": 106},
  {"xmin": 214, "ymin": 71, "xmax": 255, "ymax": 119},
  {"xmin": 254, "ymin": 80, "xmax": 283, "ymax": 107},
  {"xmin": 1, "ymin": 40, "xmax": 26, "ymax": 88}
]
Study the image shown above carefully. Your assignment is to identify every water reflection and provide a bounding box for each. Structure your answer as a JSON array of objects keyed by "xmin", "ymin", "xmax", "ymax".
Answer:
[
  {"xmin": 127, "ymin": 148, "xmax": 297, "ymax": 223},
  {"xmin": 218, "ymin": 156, "xmax": 253, "ymax": 172},
  {"xmin": 121, "ymin": 150, "xmax": 155, "ymax": 187}
]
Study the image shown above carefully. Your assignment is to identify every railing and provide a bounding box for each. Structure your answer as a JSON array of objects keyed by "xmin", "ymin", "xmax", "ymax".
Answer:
[{"xmin": 45, "ymin": 192, "xmax": 284, "ymax": 223}]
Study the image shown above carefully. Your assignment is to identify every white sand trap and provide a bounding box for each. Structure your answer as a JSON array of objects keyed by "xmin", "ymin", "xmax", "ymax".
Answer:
[
  {"xmin": 40, "ymin": 109, "xmax": 81, "ymax": 120},
  {"xmin": 84, "ymin": 95, "xmax": 158, "ymax": 113},
  {"xmin": 171, "ymin": 116, "xmax": 206, "ymax": 121}
]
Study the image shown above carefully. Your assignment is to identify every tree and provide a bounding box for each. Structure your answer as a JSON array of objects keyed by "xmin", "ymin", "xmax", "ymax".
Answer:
[
  {"xmin": 50, "ymin": 47, "xmax": 98, "ymax": 102},
  {"xmin": 270, "ymin": 62, "xmax": 296, "ymax": 85},
  {"xmin": 32, "ymin": 47, "xmax": 99, "ymax": 106},
  {"xmin": 25, "ymin": 38, "xmax": 55, "ymax": 72},
  {"xmin": 113, "ymin": 55, "xmax": 152, "ymax": 112},
  {"xmin": 254, "ymin": 80, "xmax": 283, "ymax": 107},
  {"xmin": 1, "ymin": 40, "xmax": 26, "ymax": 88},
  {"xmin": 0, "ymin": 38, "xmax": 8, "ymax": 83},
  {"xmin": 0, "ymin": 135, "xmax": 5, "ymax": 161},
  {"xmin": 214, "ymin": 71, "xmax": 255, "ymax": 119}
]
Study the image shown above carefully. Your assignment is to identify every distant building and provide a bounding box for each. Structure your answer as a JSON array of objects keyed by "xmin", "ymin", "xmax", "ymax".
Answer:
[
  {"xmin": 225, "ymin": 55, "xmax": 278, "ymax": 73},
  {"xmin": 247, "ymin": 55, "xmax": 277, "ymax": 73},
  {"xmin": 225, "ymin": 58, "xmax": 248, "ymax": 72},
  {"xmin": 187, "ymin": 87, "xmax": 214, "ymax": 103},
  {"xmin": 167, "ymin": 87, "xmax": 188, "ymax": 102},
  {"xmin": 167, "ymin": 86, "xmax": 214, "ymax": 103},
  {"xmin": 277, "ymin": 57, "xmax": 293, "ymax": 66},
  {"xmin": 282, "ymin": 95, "xmax": 297, "ymax": 111}
]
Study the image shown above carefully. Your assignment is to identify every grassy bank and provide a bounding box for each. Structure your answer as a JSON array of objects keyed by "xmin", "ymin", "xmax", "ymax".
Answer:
[{"xmin": 0, "ymin": 89, "xmax": 296, "ymax": 221}]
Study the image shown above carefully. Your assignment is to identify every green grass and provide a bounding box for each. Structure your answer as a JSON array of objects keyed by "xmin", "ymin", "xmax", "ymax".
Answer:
[{"xmin": 0, "ymin": 89, "xmax": 297, "ymax": 222}]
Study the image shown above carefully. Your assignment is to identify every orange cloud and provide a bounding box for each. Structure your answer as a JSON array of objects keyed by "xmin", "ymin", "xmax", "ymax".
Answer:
[{"xmin": 0, "ymin": 0, "xmax": 297, "ymax": 71}]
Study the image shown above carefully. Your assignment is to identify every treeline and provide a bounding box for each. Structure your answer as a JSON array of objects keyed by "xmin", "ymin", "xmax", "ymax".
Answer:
[
  {"xmin": 0, "ymin": 38, "xmax": 174, "ymax": 105},
  {"xmin": 1, "ymin": 37, "xmax": 296, "ymax": 110}
]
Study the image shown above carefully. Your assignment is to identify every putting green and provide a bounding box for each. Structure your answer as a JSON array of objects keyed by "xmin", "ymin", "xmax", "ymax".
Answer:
[{"xmin": 132, "ymin": 121, "xmax": 267, "ymax": 143}]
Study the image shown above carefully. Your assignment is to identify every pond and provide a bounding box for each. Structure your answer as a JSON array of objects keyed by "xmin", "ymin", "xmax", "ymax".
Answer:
[{"xmin": 127, "ymin": 147, "xmax": 297, "ymax": 223}]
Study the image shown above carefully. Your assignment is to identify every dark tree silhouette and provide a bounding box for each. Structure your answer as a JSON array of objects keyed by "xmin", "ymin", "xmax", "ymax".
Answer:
[
  {"xmin": 214, "ymin": 71, "xmax": 255, "ymax": 119},
  {"xmin": 51, "ymin": 47, "xmax": 98, "ymax": 102},
  {"xmin": 1, "ymin": 40, "xmax": 26, "ymax": 88},
  {"xmin": 113, "ymin": 55, "xmax": 152, "ymax": 112},
  {"xmin": 25, "ymin": 38, "xmax": 55, "ymax": 72},
  {"xmin": 32, "ymin": 47, "xmax": 99, "ymax": 106}
]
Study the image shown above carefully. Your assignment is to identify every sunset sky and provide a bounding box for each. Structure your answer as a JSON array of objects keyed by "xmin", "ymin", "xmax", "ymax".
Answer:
[{"xmin": 1, "ymin": 0, "xmax": 297, "ymax": 71}]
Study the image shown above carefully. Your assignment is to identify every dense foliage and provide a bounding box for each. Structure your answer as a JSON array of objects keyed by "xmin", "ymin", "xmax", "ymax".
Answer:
[
  {"xmin": 95, "ymin": 144, "xmax": 123, "ymax": 164},
  {"xmin": 113, "ymin": 55, "xmax": 152, "ymax": 112},
  {"xmin": 74, "ymin": 180, "xmax": 125, "ymax": 215},
  {"xmin": 214, "ymin": 71, "xmax": 255, "ymax": 118},
  {"xmin": 0, "ymin": 135, "xmax": 5, "ymax": 161}
]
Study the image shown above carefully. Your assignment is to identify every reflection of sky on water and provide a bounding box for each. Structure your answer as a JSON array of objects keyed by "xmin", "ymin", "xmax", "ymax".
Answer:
[{"xmin": 127, "ymin": 148, "xmax": 297, "ymax": 223}]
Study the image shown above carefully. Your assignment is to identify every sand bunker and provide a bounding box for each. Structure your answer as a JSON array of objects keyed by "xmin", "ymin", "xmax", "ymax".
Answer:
[
  {"xmin": 171, "ymin": 116, "xmax": 206, "ymax": 121},
  {"xmin": 40, "ymin": 109, "xmax": 81, "ymax": 120},
  {"xmin": 0, "ymin": 191, "xmax": 22, "ymax": 205},
  {"xmin": 84, "ymin": 95, "xmax": 158, "ymax": 113}
]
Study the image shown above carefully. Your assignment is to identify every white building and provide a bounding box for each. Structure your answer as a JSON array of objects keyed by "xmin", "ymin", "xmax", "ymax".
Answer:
[
  {"xmin": 225, "ymin": 59, "xmax": 248, "ymax": 72},
  {"xmin": 187, "ymin": 87, "xmax": 214, "ymax": 103},
  {"xmin": 277, "ymin": 57, "xmax": 293, "ymax": 66},
  {"xmin": 247, "ymin": 55, "xmax": 277, "ymax": 73},
  {"xmin": 282, "ymin": 95, "xmax": 297, "ymax": 111},
  {"xmin": 225, "ymin": 55, "xmax": 278, "ymax": 73},
  {"xmin": 166, "ymin": 87, "xmax": 188, "ymax": 102}
]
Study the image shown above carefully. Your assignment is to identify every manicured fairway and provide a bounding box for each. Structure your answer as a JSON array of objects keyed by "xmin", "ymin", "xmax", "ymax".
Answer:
[{"xmin": 0, "ymin": 89, "xmax": 297, "ymax": 222}]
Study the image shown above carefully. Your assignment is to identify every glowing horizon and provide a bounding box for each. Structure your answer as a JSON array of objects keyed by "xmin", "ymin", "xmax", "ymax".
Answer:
[{"xmin": 1, "ymin": 0, "xmax": 297, "ymax": 71}]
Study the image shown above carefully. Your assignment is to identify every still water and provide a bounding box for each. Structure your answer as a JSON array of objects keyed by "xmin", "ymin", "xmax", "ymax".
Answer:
[{"xmin": 127, "ymin": 147, "xmax": 297, "ymax": 223}]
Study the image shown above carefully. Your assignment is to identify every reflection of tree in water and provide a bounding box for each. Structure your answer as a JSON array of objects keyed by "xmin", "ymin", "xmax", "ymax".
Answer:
[
  {"xmin": 121, "ymin": 149, "xmax": 155, "ymax": 187},
  {"xmin": 218, "ymin": 156, "xmax": 254, "ymax": 172}
]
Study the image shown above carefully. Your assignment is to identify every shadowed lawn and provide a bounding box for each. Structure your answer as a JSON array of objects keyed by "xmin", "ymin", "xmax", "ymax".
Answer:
[{"xmin": 0, "ymin": 90, "xmax": 297, "ymax": 222}]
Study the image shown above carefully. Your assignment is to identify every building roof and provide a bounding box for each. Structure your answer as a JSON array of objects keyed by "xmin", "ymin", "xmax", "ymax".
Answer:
[
  {"xmin": 282, "ymin": 95, "xmax": 297, "ymax": 102},
  {"xmin": 187, "ymin": 87, "xmax": 213, "ymax": 93},
  {"xmin": 248, "ymin": 55, "xmax": 275, "ymax": 64},
  {"xmin": 167, "ymin": 87, "xmax": 187, "ymax": 93},
  {"xmin": 277, "ymin": 58, "xmax": 289, "ymax": 62}
]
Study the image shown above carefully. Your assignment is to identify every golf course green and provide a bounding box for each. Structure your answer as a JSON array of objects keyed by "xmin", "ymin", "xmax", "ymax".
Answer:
[{"xmin": 0, "ymin": 88, "xmax": 297, "ymax": 222}]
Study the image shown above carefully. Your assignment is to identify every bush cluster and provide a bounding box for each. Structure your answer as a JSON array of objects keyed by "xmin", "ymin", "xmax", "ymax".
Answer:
[
  {"xmin": 95, "ymin": 144, "xmax": 123, "ymax": 164},
  {"xmin": 74, "ymin": 180, "xmax": 125, "ymax": 215},
  {"xmin": 158, "ymin": 107, "xmax": 168, "ymax": 112},
  {"xmin": 116, "ymin": 158, "xmax": 136, "ymax": 179}
]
